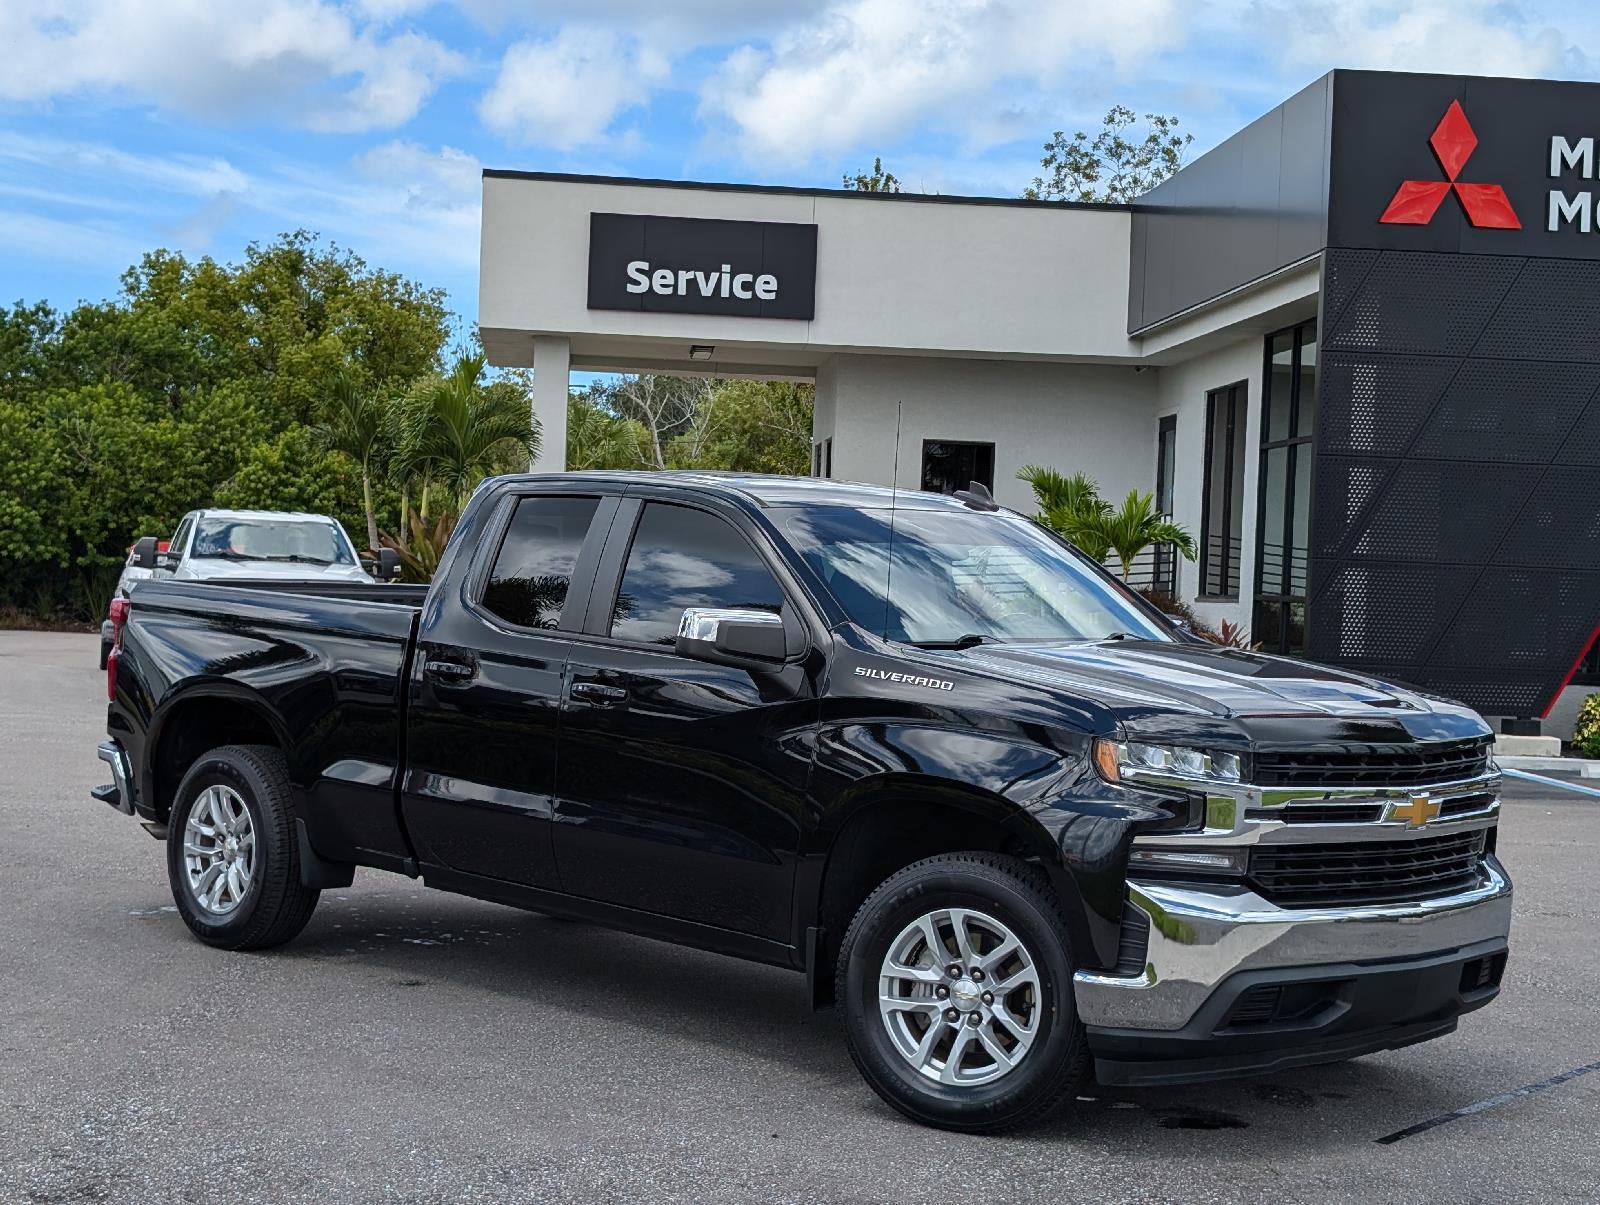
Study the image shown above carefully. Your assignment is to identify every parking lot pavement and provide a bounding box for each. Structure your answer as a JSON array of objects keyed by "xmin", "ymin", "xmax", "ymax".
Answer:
[{"xmin": 2, "ymin": 629, "xmax": 1597, "ymax": 1204}]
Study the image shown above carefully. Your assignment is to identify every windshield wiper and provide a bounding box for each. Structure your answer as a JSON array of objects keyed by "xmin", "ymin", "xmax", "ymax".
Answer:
[
  {"xmin": 194, "ymin": 551, "xmax": 253, "ymax": 561},
  {"xmin": 911, "ymin": 633, "xmax": 1000, "ymax": 650},
  {"xmin": 259, "ymin": 554, "xmax": 336, "ymax": 565}
]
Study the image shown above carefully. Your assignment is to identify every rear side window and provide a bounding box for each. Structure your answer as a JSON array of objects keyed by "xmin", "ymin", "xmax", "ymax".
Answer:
[
  {"xmin": 610, "ymin": 503, "xmax": 785, "ymax": 646},
  {"xmin": 481, "ymin": 496, "xmax": 601, "ymax": 630}
]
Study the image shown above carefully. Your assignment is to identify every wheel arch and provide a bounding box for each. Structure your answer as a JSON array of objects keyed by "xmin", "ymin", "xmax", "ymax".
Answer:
[
  {"xmin": 803, "ymin": 776, "xmax": 1094, "ymax": 1008},
  {"xmin": 144, "ymin": 683, "xmax": 291, "ymax": 824}
]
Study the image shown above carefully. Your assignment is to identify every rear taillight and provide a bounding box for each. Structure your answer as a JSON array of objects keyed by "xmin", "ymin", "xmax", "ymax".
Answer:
[{"xmin": 107, "ymin": 597, "xmax": 130, "ymax": 701}]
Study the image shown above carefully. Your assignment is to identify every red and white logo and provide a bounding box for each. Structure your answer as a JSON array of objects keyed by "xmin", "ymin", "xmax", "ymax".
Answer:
[{"xmin": 1379, "ymin": 100, "xmax": 1521, "ymax": 229}]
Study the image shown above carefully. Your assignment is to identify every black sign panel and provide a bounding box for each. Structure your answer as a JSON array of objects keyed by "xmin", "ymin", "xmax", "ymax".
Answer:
[
  {"xmin": 587, "ymin": 213, "xmax": 817, "ymax": 320},
  {"xmin": 1329, "ymin": 70, "xmax": 1600, "ymax": 257}
]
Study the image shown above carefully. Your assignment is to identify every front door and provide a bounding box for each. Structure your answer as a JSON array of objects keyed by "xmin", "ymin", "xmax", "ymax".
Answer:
[
  {"xmin": 554, "ymin": 497, "xmax": 815, "ymax": 942},
  {"xmin": 402, "ymin": 492, "xmax": 610, "ymax": 888}
]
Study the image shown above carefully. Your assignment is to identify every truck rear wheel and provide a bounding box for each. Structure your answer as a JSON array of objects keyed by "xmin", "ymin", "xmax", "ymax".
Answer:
[
  {"xmin": 836, "ymin": 853, "xmax": 1089, "ymax": 1132},
  {"xmin": 167, "ymin": 744, "xmax": 319, "ymax": 951}
]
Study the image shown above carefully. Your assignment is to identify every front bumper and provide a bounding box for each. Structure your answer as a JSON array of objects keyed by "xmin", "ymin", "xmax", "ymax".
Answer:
[{"xmin": 1072, "ymin": 858, "xmax": 1513, "ymax": 1085}]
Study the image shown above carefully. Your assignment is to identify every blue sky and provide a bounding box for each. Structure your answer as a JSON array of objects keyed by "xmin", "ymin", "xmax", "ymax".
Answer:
[{"xmin": 3, "ymin": 0, "xmax": 1596, "ymax": 333}]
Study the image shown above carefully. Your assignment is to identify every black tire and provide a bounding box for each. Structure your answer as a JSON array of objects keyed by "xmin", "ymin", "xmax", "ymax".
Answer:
[
  {"xmin": 167, "ymin": 744, "xmax": 319, "ymax": 951},
  {"xmin": 836, "ymin": 853, "xmax": 1089, "ymax": 1133},
  {"xmin": 99, "ymin": 639, "xmax": 111, "ymax": 671}
]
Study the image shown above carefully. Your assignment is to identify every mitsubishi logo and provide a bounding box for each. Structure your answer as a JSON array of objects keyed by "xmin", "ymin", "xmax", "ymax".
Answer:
[
  {"xmin": 1390, "ymin": 794, "xmax": 1443, "ymax": 828},
  {"xmin": 1379, "ymin": 101, "xmax": 1521, "ymax": 229}
]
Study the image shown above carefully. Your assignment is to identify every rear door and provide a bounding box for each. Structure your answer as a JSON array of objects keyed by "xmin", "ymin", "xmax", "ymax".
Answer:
[
  {"xmin": 401, "ymin": 487, "xmax": 615, "ymax": 888},
  {"xmin": 552, "ymin": 494, "xmax": 818, "ymax": 942}
]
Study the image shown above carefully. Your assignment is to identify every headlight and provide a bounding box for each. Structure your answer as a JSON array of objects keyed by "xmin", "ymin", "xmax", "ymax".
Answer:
[{"xmin": 1093, "ymin": 738, "xmax": 1243, "ymax": 786}]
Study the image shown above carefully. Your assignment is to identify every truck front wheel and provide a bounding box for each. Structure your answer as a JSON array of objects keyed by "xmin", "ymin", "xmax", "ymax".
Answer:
[
  {"xmin": 836, "ymin": 853, "xmax": 1090, "ymax": 1132},
  {"xmin": 167, "ymin": 744, "xmax": 319, "ymax": 951}
]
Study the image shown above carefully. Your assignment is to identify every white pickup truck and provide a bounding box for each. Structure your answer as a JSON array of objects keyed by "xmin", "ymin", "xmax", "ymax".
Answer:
[{"xmin": 129, "ymin": 508, "xmax": 391, "ymax": 585}]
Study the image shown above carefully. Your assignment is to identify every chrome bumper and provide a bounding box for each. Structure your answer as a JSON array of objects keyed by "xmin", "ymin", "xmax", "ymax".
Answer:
[
  {"xmin": 93, "ymin": 740, "xmax": 136, "ymax": 815},
  {"xmin": 1073, "ymin": 857, "xmax": 1513, "ymax": 1031}
]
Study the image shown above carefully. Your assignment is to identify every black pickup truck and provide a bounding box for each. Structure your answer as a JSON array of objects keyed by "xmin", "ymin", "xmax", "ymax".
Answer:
[{"xmin": 95, "ymin": 471, "xmax": 1513, "ymax": 1132}]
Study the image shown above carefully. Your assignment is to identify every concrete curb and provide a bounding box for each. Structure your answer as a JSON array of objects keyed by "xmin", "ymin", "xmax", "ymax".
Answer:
[{"xmin": 1498, "ymin": 755, "xmax": 1600, "ymax": 780}]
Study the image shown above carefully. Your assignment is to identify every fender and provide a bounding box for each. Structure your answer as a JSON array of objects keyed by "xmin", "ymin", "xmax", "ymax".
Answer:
[{"xmin": 802, "ymin": 717, "xmax": 1169, "ymax": 971}]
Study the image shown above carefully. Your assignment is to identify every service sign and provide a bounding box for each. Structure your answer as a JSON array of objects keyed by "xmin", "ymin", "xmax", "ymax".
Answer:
[{"xmin": 587, "ymin": 212, "xmax": 818, "ymax": 320}]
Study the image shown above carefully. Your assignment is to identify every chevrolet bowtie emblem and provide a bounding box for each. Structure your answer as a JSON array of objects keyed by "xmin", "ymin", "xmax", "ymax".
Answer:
[{"xmin": 1392, "ymin": 794, "xmax": 1442, "ymax": 827}]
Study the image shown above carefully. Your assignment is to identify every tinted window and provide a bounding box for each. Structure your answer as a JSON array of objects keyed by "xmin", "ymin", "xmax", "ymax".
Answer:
[
  {"xmin": 481, "ymin": 496, "xmax": 600, "ymax": 630},
  {"xmin": 610, "ymin": 504, "xmax": 785, "ymax": 646},
  {"xmin": 781, "ymin": 505, "xmax": 1170, "ymax": 645}
]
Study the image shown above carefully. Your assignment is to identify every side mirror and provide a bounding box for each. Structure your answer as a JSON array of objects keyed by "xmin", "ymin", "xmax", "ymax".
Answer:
[
  {"xmin": 132, "ymin": 536, "xmax": 160, "ymax": 570},
  {"xmin": 376, "ymin": 548, "xmax": 401, "ymax": 581},
  {"xmin": 675, "ymin": 607, "xmax": 787, "ymax": 669}
]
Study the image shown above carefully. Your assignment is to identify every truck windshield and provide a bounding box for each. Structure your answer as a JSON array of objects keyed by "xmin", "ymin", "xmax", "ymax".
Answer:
[
  {"xmin": 191, "ymin": 518, "xmax": 356, "ymax": 566},
  {"xmin": 781, "ymin": 505, "xmax": 1171, "ymax": 645}
]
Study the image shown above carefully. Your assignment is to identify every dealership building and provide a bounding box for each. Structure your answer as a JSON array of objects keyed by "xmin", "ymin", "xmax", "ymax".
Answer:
[{"xmin": 479, "ymin": 69, "xmax": 1600, "ymax": 736}]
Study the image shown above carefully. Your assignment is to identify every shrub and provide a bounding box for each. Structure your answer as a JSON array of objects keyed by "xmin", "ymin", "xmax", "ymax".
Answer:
[{"xmin": 1573, "ymin": 693, "xmax": 1600, "ymax": 758}]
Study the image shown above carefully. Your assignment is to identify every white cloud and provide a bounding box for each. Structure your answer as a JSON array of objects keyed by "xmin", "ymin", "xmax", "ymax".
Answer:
[
  {"xmin": 1239, "ymin": 0, "xmax": 1590, "ymax": 80},
  {"xmin": 478, "ymin": 28, "xmax": 668, "ymax": 149},
  {"xmin": 0, "ymin": 0, "xmax": 463, "ymax": 133},
  {"xmin": 698, "ymin": 0, "xmax": 1184, "ymax": 164}
]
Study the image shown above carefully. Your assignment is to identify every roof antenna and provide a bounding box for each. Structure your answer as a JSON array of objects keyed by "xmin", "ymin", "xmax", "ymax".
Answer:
[
  {"xmin": 881, "ymin": 399, "xmax": 902, "ymax": 640},
  {"xmin": 954, "ymin": 480, "xmax": 999, "ymax": 511}
]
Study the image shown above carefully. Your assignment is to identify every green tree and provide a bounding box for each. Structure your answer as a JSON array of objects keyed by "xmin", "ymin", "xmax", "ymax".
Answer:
[
  {"xmin": 1019, "ymin": 465, "xmax": 1196, "ymax": 578},
  {"xmin": 1076, "ymin": 490, "xmax": 1197, "ymax": 580},
  {"xmin": 392, "ymin": 352, "xmax": 539, "ymax": 515},
  {"xmin": 1024, "ymin": 106, "xmax": 1193, "ymax": 203},
  {"xmin": 310, "ymin": 371, "xmax": 389, "ymax": 552},
  {"xmin": 667, "ymin": 379, "xmax": 814, "ymax": 474},
  {"xmin": 566, "ymin": 391, "xmax": 648, "ymax": 470},
  {"xmin": 843, "ymin": 157, "xmax": 901, "ymax": 193},
  {"xmin": 1018, "ymin": 464, "xmax": 1112, "ymax": 561},
  {"xmin": 0, "ymin": 231, "xmax": 452, "ymax": 620}
]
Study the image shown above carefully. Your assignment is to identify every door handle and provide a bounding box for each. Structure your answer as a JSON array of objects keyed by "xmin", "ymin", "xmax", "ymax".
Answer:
[
  {"xmin": 424, "ymin": 659, "xmax": 476, "ymax": 684},
  {"xmin": 571, "ymin": 681, "xmax": 628, "ymax": 703}
]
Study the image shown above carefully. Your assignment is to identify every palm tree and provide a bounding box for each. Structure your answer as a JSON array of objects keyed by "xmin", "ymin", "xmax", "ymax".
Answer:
[
  {"xmin": 1078, "ymin": 489, "xmax": 1197, "ymax": 580},
  {"xmin": 309, "ymin": 371, "xmax": 387, "ymax": 552},
  {"xmin": 392, "ymin": 352, "xmax": 539, "ymax": 514},
  {"xmin": 1017, "ymin": 464, "xmax": 1112, "ymax": 561},
  {"xmin": 566, "ymin": 394, "xmax": 646, "ymax": 470}
]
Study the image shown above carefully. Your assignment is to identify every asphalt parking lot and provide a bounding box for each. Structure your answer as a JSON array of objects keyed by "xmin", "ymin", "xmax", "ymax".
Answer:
[{"xmin": 2, "ymin": 630, "xmax": 1598, "ymax": 1204}]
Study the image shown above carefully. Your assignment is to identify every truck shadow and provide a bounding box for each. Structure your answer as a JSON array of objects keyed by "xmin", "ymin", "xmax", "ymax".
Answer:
[{"xmin": 278, "ymin": 884, "xmax": 1460, "ymax": 1149}]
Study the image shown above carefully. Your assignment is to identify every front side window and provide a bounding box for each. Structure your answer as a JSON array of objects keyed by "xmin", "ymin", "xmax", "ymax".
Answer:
[
  {"xmin": 191, "ymin": 517, "xmax": 355, "ymax": 566},
  {"xmin": 781, "ymin": 506, "xmax": 1170, "ymax": 646},
  {"xmin": 481, "ymin": 495, "xmax": 601, "ymax": 630},
  {"xmin": 610, "ymin": 504, "xmax": 786, "ymax": 646}
]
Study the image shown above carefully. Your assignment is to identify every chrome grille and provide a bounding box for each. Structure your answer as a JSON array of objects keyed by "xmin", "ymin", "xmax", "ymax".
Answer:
[
  {"xmin": 1248, "ymin": 830, "xmax": 1489, "ymax": 908},
  {"xmin": 1252, "ymin": 738, "xmax": 1492, "ymax": 789}
]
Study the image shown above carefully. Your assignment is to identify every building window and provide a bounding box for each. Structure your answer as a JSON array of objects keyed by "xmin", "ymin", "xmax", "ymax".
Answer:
[
  {"xmin": 1200, "ymin": 384, "xmax": 1247, "ymax": 597},
  {"xmin": 921, "ymin": 440, "xmax": 994, "ymax": 495},
  {"xmin": 1151, "ymin": 415, "xmax": 1178, "ymax": 595},
  {"xmin": 1253, "ymin": 320, "xmax": 1317, "ymax": 655},
  {"xmin": 813, "ymin": 438, "xmax": 835, "ymax": 478}
]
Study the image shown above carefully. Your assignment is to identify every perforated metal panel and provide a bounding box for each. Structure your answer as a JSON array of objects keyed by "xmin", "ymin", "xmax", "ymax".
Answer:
[
  {"xmin": 1324, "ymin": 253, "xmax": 1522, "ymax": 356},
  {"xmin": 1315, "ymin": 354, "xmax": 1458, "ymax": 457},
  {"xmin": 1412, "ymin": 361, "xmax": 1600, "ymax": 463},
  {"xmin": 1472, "ymin": 260, "xmax": 1600, "ymax": 362},
  {"xmin": 1308, "ymin": 247, "xmax": 1600, "ymax": 717}
]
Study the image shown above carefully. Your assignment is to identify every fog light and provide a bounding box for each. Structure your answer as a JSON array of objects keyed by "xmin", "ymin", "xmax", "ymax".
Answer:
[{"xmin": 1128, "ymin": 846, "xmax": 1247, "ymax": 874}]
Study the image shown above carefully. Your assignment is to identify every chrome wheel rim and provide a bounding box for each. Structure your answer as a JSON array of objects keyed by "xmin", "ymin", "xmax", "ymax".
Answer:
[
  {"xmin": 878, "ymin": 907, "xmax": 1042, "ymax": 1087},
  {"xmin": 182, "ymin": 785, "xmax": 256, "ymax": 917}
]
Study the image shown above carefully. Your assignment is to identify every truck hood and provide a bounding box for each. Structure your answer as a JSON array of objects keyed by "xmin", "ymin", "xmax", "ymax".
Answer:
[
  {"xmin": 942, "ymin": 638, "xmax": 1487, "ymax": 738},
  {"xmin": 176, "ymin": 559, "xmax": 374, "ymax": 583}
]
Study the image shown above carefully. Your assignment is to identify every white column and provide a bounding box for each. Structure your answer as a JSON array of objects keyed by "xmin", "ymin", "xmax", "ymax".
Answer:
[{"xmin": 530, "ymin": 335, "xmax": 570, "ymax": 473}]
